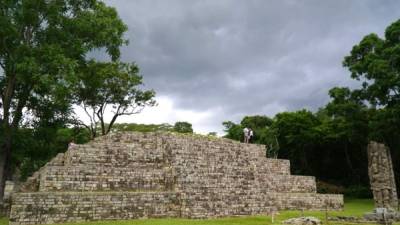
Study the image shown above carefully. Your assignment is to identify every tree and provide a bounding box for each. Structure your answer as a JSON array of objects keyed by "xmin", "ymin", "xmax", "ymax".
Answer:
[
  {"xmin": 207, "ymin": 132, "xmax": 217, "ymax": 137},
  {"xmin": 343, "ymin": 19, "xmax": 400, "ymax": 108},
  {"xmin": 111, "ymin": 123, "xmax": 174, "ymax": 133},
  {"xmin": 322, "ymin": 87, "xmax": 369, "ymax": 184},
  {"xmin": 274, "ymin": 110, "xmax": 320, "ymax": 175},
  {"xmin": 222, "ymin": 121, "xmax": 243, "ymax": 141},
  {"xmin": 223, "ymin": 115, "xmax": 279, "ymax": 157},
  {"xmin": 173, "ymin": 121, "xmax": 193, "ymax": 133},
  {"xmin": 74, "ymin": 60, "xmax": 156, "ymax": 139},
  {"xmin": 240, "ymin": 115, "xmax": 273, "ymax": 129},
  {"xmin": 343, "ymin": 19, "xmax": 400, "ymax": 191},
  {"xmin": 0, "ymin": 0, "xmax": 127, "ymax": 200}
]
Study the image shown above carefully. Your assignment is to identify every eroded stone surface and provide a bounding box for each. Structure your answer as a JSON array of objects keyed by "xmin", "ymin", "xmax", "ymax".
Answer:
[
  {"xmin": 367, "ymin": 142, "xmax": 398, "ymax": 210},
  {"xmin": 283, "ymin": 217, "xmax": 321, "ymax": 225},
  {"xmin": 364, "ymin": 210, "xmax": 400, "ymax": 222},
  {"xmin": 10, "ymin": 132, "xmax": 343, "ymax": 225}
]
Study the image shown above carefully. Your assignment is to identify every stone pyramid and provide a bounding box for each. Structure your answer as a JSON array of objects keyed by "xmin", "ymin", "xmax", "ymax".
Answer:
[{"xmin": 10, "ymin": 132, "xmax": 343, "ymax": 224}]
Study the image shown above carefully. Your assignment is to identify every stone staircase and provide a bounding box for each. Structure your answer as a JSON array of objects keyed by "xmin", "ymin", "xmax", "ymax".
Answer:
[{"xmin": 9, "ymin": 132, "xmax": 343, "ymax": 224}]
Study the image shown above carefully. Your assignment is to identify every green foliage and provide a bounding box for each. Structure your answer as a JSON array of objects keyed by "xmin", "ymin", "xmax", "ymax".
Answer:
[
  {"xmin": 240, "ymin": 115, "xmax": 273, "ymax": 128},
  {"xmin": 223, "ymin": 109, "xmax": 370, "ymax": 188},
  {"xmin": 0, "ymin": 0, "xmax": 128, "ymax": 196},
  {"xmin": 342, "ymin": 19, "xmax": 400, "ymax": 194},
  {"xmin": 207, "ymin": 132, "xmax": 218, "ymax": 137},
  {"xmin": 111, "ymin": 123, "xmax": 174, "ymax": 133},
  {"xmin": 316, "ymin": 181, "xmax": 345, "ymax": 195},
  {"xmin": 10, "ymin": 126, "xmax": 90, "ymax": 181},
  {"xmin": 223, "ymin": 115, "xmax": 279, "ymax": 157},
  {"xmin": 343, "ymin": 20, "xmax": 400, "ymax": 107},
  {"xmin": 344, "ymin": 186, "xmax": 373, "ymax": 199},
  {"xmin": 274, "ymin": 110, "xmax": 320, "ymax": 175},
  {"xmin": 73, "ymin": 60, "xmax": 156, "ymax": 138},
  {"xmin": 173, "ymin": 121, "xmax": 193, "ymax": 133},
  {"xmin": 222, "ymin": 121, "xmax": 243, "ymax": 141},
  {"xmin": 0, "ymin": 0, "xmax": 128, "ymax": 124}
]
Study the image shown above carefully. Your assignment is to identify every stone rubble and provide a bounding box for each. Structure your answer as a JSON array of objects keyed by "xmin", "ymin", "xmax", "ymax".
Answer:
[{"xmin": 282, "ymin": 217, "xmax": 321, "ymax": 225}]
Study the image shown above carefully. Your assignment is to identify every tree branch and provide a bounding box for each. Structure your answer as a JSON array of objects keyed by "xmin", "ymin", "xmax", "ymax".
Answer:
[
  {"xmin": 81, "ymin": 103, "xmax": 96, "ymax": 138},
  {"xmin": 106, "ymin": 105, "xmax": 121, "ymax": 134},
  {"xmin": 11, "ymin": 85, "xmax": 31, "ymax": 129},
  {"xmin": 2, "ymin": 73, "xmax": 17, "ymax": 125},
  {"xmin": 96, "ymin": 103, "xmax": 106, "ymax": 135}
]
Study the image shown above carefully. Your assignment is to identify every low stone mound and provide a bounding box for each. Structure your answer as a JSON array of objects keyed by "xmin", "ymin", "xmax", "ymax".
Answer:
[
  {"xmin": 283, "ymin": 217, "xmax": 321, "ymax": 225},
  {"xmin": 9, "ymin": 132, "xmax": 343, "ymax": 224}
]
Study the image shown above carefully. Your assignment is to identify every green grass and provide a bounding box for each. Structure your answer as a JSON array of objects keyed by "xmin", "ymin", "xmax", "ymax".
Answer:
[
  {"xmin": 0, "ymin": 217, "xmax": 7, "ymax": 225},
  {"xmin": 1, "ymin": 199, "xmax": 398, "ymax": 225}
]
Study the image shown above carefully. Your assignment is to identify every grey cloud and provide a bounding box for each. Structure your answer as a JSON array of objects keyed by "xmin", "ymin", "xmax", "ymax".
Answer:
[{"xmin": 103, "ymin": 0, "xmax": 400, "ymax": 131}]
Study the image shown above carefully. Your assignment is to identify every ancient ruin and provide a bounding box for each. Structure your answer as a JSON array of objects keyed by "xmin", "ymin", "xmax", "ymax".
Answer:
[
  {"xmin": 367, "ymin": 142, "xmax": 398, "ymax": 210},
  {"xmin": 9, "ymin": 132, "xmax": 343, "ymax": 225},
  {"xmin": 364, "ymin": 141, "xmax": 399, "ymax": 222}
]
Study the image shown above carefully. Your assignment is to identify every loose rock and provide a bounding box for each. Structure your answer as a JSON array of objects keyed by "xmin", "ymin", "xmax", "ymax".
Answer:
[{"xmin": 283, "ymin": 217, "xmax": 321, "ymax": 225}]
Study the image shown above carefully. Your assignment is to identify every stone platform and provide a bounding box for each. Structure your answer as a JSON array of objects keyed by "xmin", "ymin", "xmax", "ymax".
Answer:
[{"xmin": 9, "ymin": 132, "xmax": 343, "ymax": 224}]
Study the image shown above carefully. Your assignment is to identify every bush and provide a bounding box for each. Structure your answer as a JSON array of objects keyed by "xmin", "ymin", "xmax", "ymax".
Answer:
[
  {"xmin": 344, "ymin": 185, "xmax": 373, "ymax": 199},
  {"xmin": 316, "ymin": 180, "xmax": 345, "ymax": 194}
]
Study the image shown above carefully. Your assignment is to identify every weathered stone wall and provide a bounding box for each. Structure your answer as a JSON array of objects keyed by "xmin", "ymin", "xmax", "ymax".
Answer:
[
  {"xmin": 367, "ymin": 141, "xmax": 398, "ymax": 210},
  {"xmin": 9, "ymin": 132, "xmax": 343, "ymax": 224},
  {"xmin": 39, "ymin": 166, "xmax": 168, "ymax": 192},
  {"xmin": 10, "ymin": 192, "xmax": 179, "ymax": 224},
  {"xmin": 1, "ymin": 181, "xmax": 16, "ymax": 217}
]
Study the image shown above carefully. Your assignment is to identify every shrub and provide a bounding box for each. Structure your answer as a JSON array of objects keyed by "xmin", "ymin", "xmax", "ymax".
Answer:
[
  {"xmin": 344, "ymin": 185, "xmax": 373, "ymax": 199},
  {"xmin": 316, "ymin": 180, "xmax": 345, "ymax": 194}
]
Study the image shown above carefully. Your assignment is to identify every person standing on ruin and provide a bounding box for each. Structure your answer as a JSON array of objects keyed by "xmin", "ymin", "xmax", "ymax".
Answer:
[
  {"xmin": 68, "ymin": 138, "xmax": 77, "ymax": 149},
  {"xmin": 243, "ymin": 127, "xmax": 249, "ymax": 143},
  {"xmin": 249, "ymin": 128, "xmax": 254, "ymax": 143}
]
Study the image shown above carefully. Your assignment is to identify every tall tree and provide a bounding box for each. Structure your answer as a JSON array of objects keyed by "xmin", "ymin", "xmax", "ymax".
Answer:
[
  {"xmin": 343, "ymin": 19, "xmax": 400, "ymax": 108},
  {"xmin": 74, "ymin": 60, "xmax": 155, "ymax": 139},
  {"xmin": 274, "ymin": 110, "xmax": 320, "ymax": 175},
  {"xmin": 323, "ymin": 87, "xmax": 369, "ymax": 184},
  {"xmin": 223, "ymin": 115, "xmax": 279, "ymax": 157},
  {"xmin": 0, "ymin": 0, "xmax": 127, "ymax": 200},
  {"xmin": 343, "ymin": 19, "xmax": 400, "ymax": 192}
]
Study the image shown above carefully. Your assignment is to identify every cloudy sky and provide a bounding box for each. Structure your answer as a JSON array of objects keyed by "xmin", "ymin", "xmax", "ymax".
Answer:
[{"xmin": 92, "ymin": 0, "xmax": 400, "ymax": 134}]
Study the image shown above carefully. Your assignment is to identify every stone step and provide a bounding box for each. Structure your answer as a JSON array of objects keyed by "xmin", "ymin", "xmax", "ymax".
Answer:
[
  {"xmin": 260, "ymin": 192, "xmax": 344, "ymax": 211},
  {"xmin": 64, "ymin": 145, "xmax": 166, "ymax": 166},
  {"xmin": 255, "ymin": 158, "xmax": 291, "ymax": 175},
  {"xmin": 92, "ymin": 132, "xmax": 267, "ymax": 161},
  {"xmin": 38, "ymin": 166, "xmax": 175, "ymax": 192},
  {"xmin": 180, "ymin": 191, "xmax": 343, "ymax": 217},
  {"xmin": 255, "ymin": 174, "xmax": 316, "ymax": 193},
  {"xmin": 9, "ymin": 191, "xmax": 179, "ymax": 225},
  {"xmin": 174, "ymin": 173, "xmax": 315, "ymax": 193},
  {"xmin": 37, "ymin": 163, "xmax": 310, "ymax": 193},
  {"xmin": 9, "ymin": 191, "xmax": 342, "ymax": 224}
]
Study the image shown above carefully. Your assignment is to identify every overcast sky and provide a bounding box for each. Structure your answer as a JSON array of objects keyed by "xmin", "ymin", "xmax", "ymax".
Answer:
[{"xmin": 90, "ymin": 0, "xmax": 400, "ymax": 135}]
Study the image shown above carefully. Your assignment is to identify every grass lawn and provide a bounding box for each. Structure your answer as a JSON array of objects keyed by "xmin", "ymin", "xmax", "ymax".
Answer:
[{"xmin": 1, "ymin": 199, "xmax": 398, "ymax": 225}]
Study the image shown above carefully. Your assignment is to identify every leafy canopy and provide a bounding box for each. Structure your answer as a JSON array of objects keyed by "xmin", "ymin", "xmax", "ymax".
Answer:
[{"xmin": 74, "ymin": 60, "xmax": 156, "ymax": 138}]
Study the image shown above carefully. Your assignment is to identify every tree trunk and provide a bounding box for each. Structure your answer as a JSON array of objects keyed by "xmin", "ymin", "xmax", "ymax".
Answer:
[
  {"xmin": 0, "ymin": 74, "xmax": 16, "ymax": 201},
  {"xmin": 0, "ymin": 130, "xmax": 12, "ymax": 202},
  {"xmin": 106, "ymin": 113, "xmax": 119, "ymax": 135},
  {"xmin": 343, "ymin": 142, "xmax": 358, "ymax": 183}
]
